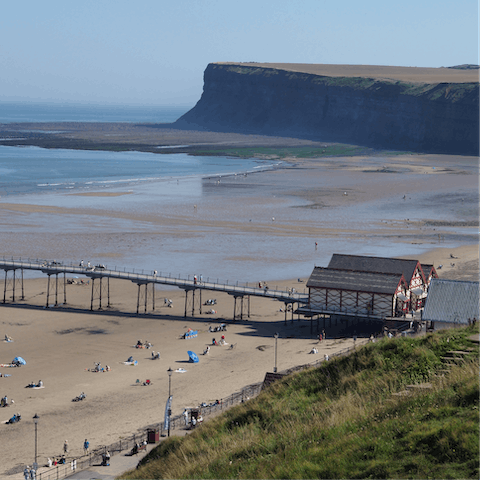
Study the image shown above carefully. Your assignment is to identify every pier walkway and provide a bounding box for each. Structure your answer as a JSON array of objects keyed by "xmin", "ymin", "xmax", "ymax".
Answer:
[{"xmin": 0, "ymin": 257, "xmax": 308, "ymax": 321}]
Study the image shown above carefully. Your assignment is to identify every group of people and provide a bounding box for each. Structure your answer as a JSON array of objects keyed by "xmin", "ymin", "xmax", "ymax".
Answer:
[
  {"xmin": 136, "ymin": 339, "xmax": 153, "ymax": 349},
  {"xmin": 211, "ymin": 335, "xmax": 227, "ymax": 346},
  {"xmin": 91, "ymin": 362, "xmax": 110, "ymax": 373},
  {"xmin": 26, "ymin": 380, "xmax": 43, "ymax": 388},
  {"xmin": 23, "ymin": 466, "xmax": 36, "ymax": 479},
  {"xmin": 182, "ymin": 409, "xmax": 203, "ymax": 429},
  {"xmin": 208, "ymin": 323, "xmax": 226, "ymax": 333}
]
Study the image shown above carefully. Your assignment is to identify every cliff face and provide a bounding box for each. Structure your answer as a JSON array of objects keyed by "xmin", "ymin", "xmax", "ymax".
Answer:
[{"xmin": 177, "ymin": 64, "xmax": 479, "ymax": 155}]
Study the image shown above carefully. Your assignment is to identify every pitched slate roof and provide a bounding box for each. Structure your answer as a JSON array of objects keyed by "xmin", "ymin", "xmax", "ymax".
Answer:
[
  {"xmin": 422, "ymin": 279, "xmax": 479, "ymax": 324},
  {"xmin": 327, "ymin": 254, "xmax": 421, "ymax": 283},
  {"xmin": 307, "ymin": 267, "xmax": 405, "ymax": 295},
  {"xmin": 421, "ymin": 264, "xmax": 438, "ymax": 279}
]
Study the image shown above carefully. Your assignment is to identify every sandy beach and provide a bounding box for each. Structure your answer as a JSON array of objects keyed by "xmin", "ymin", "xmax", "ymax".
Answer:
[{"xmin": 0, "ymin": 145, "xmax": 478, "ymax": 477}]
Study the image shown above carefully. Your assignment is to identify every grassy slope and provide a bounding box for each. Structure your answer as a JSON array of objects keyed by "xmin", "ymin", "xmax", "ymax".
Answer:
[{"xmin": 120, "ymin": 326, "xmax": 479, "ymax": 479}]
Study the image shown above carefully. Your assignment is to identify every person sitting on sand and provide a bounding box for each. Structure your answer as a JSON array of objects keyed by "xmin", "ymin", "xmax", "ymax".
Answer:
[
  {"xmin": 127, "ymin": 356, "xmax": 134, "ymax": 363},
  {"xmin": 37, "ymin": 380, "xmax": 43, "ymax": 388},
  {"xmin": 203, "ymin": 346, "xmax": 210, "ymax": 355}
]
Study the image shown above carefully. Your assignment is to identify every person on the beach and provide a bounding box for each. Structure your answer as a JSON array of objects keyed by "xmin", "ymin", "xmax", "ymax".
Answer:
[
  {"xmin": 24, "ymin": 466, "xmax": 29, "ymax": 480},
  {"xmin": 84, "ymin": 439, "xmax": 89, "ymax": 454},
  {"xmin": 63, "ymin": 440, "xmax": 68, "ymax": 454},
  {"xmin": 183, "ymin": 409, "xmax": 188, "ymax": 425}
]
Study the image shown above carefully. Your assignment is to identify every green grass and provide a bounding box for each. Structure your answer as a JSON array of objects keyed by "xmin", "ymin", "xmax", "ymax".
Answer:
[
  {"xmin": 192, "ymin": 144, "xmax": 378, "ymax": 159},
  {"xmin": 119, "ymin": 326, "xmax": 479, "ymax": 479}
]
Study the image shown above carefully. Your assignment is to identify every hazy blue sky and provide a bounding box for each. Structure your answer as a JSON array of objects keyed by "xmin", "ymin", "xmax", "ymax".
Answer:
[{"xmin": 1, "ymin": 0, "xmax": 478, "ymax": 106}]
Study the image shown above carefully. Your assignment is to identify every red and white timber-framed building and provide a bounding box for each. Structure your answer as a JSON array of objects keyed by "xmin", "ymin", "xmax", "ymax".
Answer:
[
  {"xmin": 327, "ymin": 254, "xmax": 438, "ymax": 314},
  {"xmin": 300, "ymin": 254, "xmax": 438, "ymax": 320}
]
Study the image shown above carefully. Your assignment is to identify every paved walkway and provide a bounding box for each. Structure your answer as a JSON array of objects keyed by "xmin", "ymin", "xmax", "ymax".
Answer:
[{"xmin": 66, "ymin": 445, "xmax": 151, "ymax": 479}]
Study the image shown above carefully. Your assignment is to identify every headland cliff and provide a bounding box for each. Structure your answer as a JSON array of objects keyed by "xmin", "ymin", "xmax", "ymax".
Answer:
[{"xmin": 176, "ymin": 63, "xmax": 479, "ymax": 155}]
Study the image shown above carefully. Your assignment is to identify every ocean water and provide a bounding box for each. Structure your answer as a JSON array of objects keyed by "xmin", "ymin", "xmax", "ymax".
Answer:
[
  {"xmin": 0, "ymin": 101, "xmax": 190, "ymax": 124},
  {"xmin": 0, "ymin": 145, "xmax": 275, "ymax": 197},
  {"xmin": 0, "ymin": 102, "xmax": 477, "ymax": 284}
]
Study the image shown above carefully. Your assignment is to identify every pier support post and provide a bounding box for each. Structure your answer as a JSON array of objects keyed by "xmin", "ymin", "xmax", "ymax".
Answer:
[
  {"xmin": 55, "ymin": 273, "xmax": 59, "ymax": 306},
  {"xmin": 46, "ymin": 274, "xmax": 51, "ymax": 308},
  {"xmin": 90, "ymin": 277, "xmax": 105, "ymax": 310},
  {"xmin": 91, "ymin": 278, "xmax": 95, "ymax": 311},
  {"xmin": 183, "ymin": 288, "xmax": 201, "ymax": 317},
  {"xmin": 233, "ymin": 295, "xmax": 246, "ymax": 321},
  {"xmin": 136, "ymin": 284, "xmax": 141, "ymax": 314},
  {"xmin": 12, "ymin": 270, "xmax": 16, "ymax": 302},
  {"xmin": 3, "ymin": 270, "xmax": 7, "ymax": 304},
  {"xmin": 151, "ymin": 282, "xmax": 155, "ymax": 311}
]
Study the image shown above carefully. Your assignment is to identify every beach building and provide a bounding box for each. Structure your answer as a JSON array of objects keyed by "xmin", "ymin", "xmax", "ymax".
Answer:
[
  {"xmin": 422, "ymin": 278, "xmax": 479, "ymax": 331},
  {"xmin": 327, "ymin": 254, "xmax": 438, "ymax": 311},
  {"xmin": 303, "ymin": 267, "xmax": 409, "ymax": 319},
  {"xmin": 298, "ymin": 254, "xmax": 441, "ymax": 325}
]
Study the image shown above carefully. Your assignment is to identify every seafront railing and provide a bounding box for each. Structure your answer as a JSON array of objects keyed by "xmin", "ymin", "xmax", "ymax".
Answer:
[{"xmin": 31, "ymin": 339, "xmax": 365, "ymax": 480}]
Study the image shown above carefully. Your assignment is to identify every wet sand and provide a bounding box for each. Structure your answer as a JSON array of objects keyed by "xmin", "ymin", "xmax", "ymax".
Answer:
[{"xmin": 0, "ymin": 146, "xmax": 478, "ymax": 477}]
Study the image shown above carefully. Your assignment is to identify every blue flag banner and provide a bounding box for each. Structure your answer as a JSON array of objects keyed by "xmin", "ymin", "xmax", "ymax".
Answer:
[{"xmin": 164, "ymin": 395, "xmax": 172, "ymax": 430}]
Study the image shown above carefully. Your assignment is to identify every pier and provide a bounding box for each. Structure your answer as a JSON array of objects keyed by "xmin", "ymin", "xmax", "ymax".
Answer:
[{"xmin": 0, "ymin": 257, "xmax": 308, "ymax": 322}]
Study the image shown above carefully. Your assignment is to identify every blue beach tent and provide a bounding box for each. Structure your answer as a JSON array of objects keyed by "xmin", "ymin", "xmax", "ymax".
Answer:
[
  {"xmin": 187, "ymin": 351, "xmax": 199, "ymax": 363},
  {"xmin": 13, "ymin": 356, "xmax": 26, "ymax": 365}
]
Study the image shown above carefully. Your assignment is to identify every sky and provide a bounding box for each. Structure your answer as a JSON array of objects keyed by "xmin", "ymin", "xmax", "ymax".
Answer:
[{"xmin": 0, "ymin": 0, "xmax": 478, "ymax": 106}]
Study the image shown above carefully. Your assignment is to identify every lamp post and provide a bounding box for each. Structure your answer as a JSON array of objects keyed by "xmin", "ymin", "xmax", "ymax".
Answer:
[
  {"xmin": 33, "ymin": 414, "xmax": 39, "ymax": 472},
  {"xmin": 273, "ymin": 333, "xmax": 279, "ymax": 373},
  {"xmin": 167, "ymin": 367, "xmax": 173, "ymax": 437}
]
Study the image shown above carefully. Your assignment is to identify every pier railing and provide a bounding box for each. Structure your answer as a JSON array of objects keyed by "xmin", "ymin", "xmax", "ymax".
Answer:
[{"xmin": 0, "ymin": 256, "xmax": 308, "ymax": 302}]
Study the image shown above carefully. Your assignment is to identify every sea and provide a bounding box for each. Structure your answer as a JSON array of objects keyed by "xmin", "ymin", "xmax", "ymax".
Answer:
[
  {"xmin": 0, "ymin": 102, "xmax": 275, "ymax": 197},
  {"xmin": 0, "ymin": 102, "xmax": 295, "ymax": 283},
  {"xmin": 0, "ymin": 101, "xmax": 189, "ymax": 124},
  {"xmin": 0, "ymin": 102, "xmax": 476, "ymax": 284}
]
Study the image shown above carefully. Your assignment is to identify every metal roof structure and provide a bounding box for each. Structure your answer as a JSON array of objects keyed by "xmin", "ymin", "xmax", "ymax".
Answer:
[
  {"xmin": 327, "ymin": 254, "xmax": 423, "ymax": 283},
  {"xmin": 422, "ymin": 278, "xmax": 479, "ymax": 324},
  {"xmin": 307, "ymin": 267, "xmax": 406, "ymax": 295}
]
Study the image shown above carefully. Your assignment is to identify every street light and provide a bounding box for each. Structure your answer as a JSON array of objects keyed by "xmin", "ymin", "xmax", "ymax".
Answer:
[
  {"xmin": 167, "ymin": 367, "xmax": 173, "ymax": 437},
  {"xmin": 33, "ymin": 414, "xmax": 39, "ymax": 472},
  {"xmin": 273, "ymin": 333, "xmax": 279, "ymax": 373}
]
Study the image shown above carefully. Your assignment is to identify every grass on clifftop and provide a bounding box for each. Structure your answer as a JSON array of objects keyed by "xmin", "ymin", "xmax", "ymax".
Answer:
[{"xmin": 120, "ymin": 326, "xmax": 479, "ymax": 479}]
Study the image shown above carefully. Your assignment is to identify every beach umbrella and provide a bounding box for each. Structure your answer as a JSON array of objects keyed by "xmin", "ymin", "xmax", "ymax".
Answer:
[{"xmin": 187, "ymin": 351, "xmax": 199, "ymax": 363}]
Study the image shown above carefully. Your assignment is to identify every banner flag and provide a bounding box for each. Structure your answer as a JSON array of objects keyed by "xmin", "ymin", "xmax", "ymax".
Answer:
[{"xmin": 164, "ymin": 395, "xmax": 172, "ymax": 430}]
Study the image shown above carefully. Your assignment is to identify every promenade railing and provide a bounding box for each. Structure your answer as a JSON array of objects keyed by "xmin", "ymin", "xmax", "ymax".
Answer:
[{"xmin": 33, "ymin": 339, "xmax": 365, "ymax": 480}]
